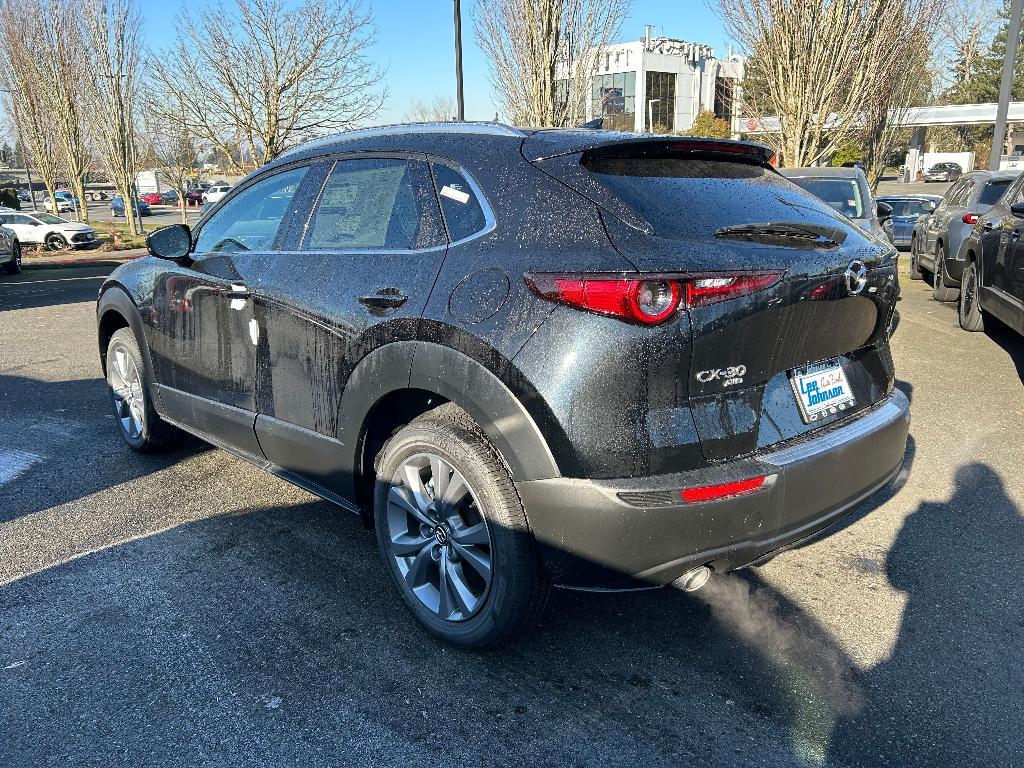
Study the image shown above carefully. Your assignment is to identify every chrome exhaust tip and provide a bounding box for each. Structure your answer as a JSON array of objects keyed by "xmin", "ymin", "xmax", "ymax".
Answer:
[{"xmin": 672, "ymin": 565, "xmax": 712, "ymax": 593}]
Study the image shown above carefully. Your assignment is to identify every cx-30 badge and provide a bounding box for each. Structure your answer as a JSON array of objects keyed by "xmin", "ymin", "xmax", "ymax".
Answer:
[{"xmin": 845, "ymin": 260, "xmax": 868, "ymax": 295}]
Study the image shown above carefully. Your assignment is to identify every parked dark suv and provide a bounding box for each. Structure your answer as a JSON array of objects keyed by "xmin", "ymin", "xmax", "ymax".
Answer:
[
  {"xmin": 955, "ymin": 170, "xmax": 1024, "ymax": 336},
  {"xmin": 96, "ymin": 123, "xmax": 910, "ymax": 647}
]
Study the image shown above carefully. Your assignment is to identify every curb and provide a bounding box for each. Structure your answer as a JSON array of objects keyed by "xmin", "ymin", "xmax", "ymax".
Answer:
[{"xmin": 22, "ymin": 251, "xmax": 146, "ymax": 270}]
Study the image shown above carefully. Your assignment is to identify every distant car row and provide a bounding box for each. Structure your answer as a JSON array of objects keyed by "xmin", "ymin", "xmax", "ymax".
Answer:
[
  {"xmin": 877, "ymin": 170, "xmax": 1024, "ymax": 338},
  {"xmin": 781, "ymin": 162, "xmax": 1022, "ymax": 340}
]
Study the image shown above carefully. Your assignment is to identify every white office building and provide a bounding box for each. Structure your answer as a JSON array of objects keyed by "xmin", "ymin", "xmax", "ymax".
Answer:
[{"xmin": 578, "ymin": 30, "xmax": 745, "ymax": 135}]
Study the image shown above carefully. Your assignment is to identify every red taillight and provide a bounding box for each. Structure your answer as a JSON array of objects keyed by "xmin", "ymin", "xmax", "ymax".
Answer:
[
  {"xmin": 525, "ymin": 271, "xmax": 782, "ymax": 324},
  {"xmin": 962, "ymin": 213, "xmax": 979, "ymax": 225},
  {"xmin": 681, "ymin": 475, "xmax": 768, "ymax": 503}
]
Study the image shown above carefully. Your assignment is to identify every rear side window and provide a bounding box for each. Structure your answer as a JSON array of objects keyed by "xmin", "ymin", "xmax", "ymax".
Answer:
[
  {"xmin": 432, "ymin": 163, "xmax": 487, "ymax": 242},
  {"xmin": 303, "ymin": 158, "xmax": 434, "ymax": 250},
  {"xmin": 978, "ymin": 180, "xmax": 1011, "ymax": 207},
  {"xmin": 585, "ymin": 158, "xmax": 850, "ymax": 239}
]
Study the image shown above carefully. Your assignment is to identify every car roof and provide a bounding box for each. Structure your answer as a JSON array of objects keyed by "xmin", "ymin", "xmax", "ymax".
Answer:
[
  {"xmin": 961, "ymin": 169, "xmax": 1021, "ymax": 182},
  {"xmin": 269, "ymin": 121, "xmax": 776, "ymax": 168},
  {"xmin": 778, "ymin": 166, "xmax": 864, "ymax": 179}
]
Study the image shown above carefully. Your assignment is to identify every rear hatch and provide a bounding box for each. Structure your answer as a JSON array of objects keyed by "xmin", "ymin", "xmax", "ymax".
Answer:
[{"xmin": 525, "ymin": 134, "xmax": 899, "ymax": 461}]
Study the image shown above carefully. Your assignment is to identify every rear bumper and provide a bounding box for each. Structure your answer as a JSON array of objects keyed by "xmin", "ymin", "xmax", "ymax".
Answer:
[{"xmin": 517, "ymin": 389, "xmax": 911, "ymax": 590}]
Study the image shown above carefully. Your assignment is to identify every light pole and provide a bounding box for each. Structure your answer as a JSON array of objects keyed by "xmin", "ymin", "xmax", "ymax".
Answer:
[
  {"xmin": 453, "ymin": 0, "xmax": 465, "ymax": 121},
  {"xmin": 991, "ymin": 0, "xmax": 1024, "ymax": 170}
]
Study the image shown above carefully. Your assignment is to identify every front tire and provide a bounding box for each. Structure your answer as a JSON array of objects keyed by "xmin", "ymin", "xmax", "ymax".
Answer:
[
  {"xmin": 105, "ymin": 328, "xmax": 183, "ymax": 452},
  {"xmin": 45, "ymin": 232, "xmax": 68, "ymax": 251},
  {"xmin": 374, "ymin": 405, "xmax": 549, "ymax": 648},
  {"xmin": 909, "ymin": 237, "xmax": 923, "ymax": 280},
  {"xmin": 931, "ymin": 244, "xmax": 959, "ymax": 302},
  {"xmin": 3, "ymin": 241, "xmax": 20, "ymax": 274},
  {"xmin": 958, "ymin": 261, "xmax": 986, "ymax": 332}
]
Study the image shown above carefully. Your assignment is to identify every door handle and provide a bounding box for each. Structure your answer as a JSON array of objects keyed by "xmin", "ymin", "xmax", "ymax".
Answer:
[
  {"xmin": 222, "ymin": 284, "xmax": 250, "ymax": 300},
  {"xmin": 983, "ymin": 220, "xmax": 1000, "ymax": 231},
  {"xmin": 359, "ymin": 292, "xmax": 408, "ymax": 309}
]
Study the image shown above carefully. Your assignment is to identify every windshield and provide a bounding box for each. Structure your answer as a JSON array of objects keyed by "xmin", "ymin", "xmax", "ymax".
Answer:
[
  {"xmin": 36, "ymin": 213, "xmax": 67, "ymax": 224},
  {"xmin": 786, "ymin": 177, "xmax": 865, "ymax": 219},
  {"xmin": 978, "ymin": 180, "xmax": 1012, "ymax": 207},
  {"xmin": 881, "ymin": 200, "xmax": 933, "ymax": 217}
]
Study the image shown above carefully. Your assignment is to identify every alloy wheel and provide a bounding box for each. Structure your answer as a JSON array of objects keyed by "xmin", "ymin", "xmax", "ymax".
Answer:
[
  {"xmin": 108, "ymin": 343, "xmax": 145, "ymax": 440},
  {"xmin": 385, "ymin": 452, "xmax": 494, "ymax": 622}
]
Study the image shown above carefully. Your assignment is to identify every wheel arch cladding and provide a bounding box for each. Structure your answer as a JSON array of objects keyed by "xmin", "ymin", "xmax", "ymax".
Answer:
[
  {"xmin": 96, "ymin": 287, "xmax": 157, "ymax": 398},
  {"xmin": 339, "ymin": 341, "xmax": 561, "ymax": 514}
]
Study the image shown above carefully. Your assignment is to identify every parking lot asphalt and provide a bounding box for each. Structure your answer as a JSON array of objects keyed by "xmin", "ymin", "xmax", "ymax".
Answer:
[{"xmin": 1, "ymin": 262, "xmax": 1022, "ymax": 767}]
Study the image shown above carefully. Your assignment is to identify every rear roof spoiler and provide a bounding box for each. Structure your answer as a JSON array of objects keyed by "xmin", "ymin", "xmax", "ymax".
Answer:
[{"xmin": 522, "ymin": 131, "xmax": 776, "ymax": 165}]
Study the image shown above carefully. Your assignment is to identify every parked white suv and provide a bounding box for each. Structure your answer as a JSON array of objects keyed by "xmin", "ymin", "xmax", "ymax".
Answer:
[
  {"xmin": 0, "ymin": 209, "xmax": 96, "ymax": 250},
  {"xmin": 202, "ymin": 184, "xmax": 231, "ymax": 204}
]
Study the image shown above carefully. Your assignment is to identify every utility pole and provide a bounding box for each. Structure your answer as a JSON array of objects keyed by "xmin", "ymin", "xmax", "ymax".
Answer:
[
  {"xmin": 453, "ymin": 0, "xmax": 465, "ymax": 121},
  {"xmin": 991, "ymin": 0, "xmax": 1024, "ymax": 170}
]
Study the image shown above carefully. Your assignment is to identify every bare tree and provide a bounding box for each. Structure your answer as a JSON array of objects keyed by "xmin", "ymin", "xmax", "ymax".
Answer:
[
  {"xmin": 35, "ymin": 0, "xmax": 91, "ymax": 222},
  {"xmin": 0, "ymin": 1, "xmax": 61, "ymax": 216},
  {"xmin": 141, "ymin": 101, "xmax": 201, "ymax": 225},
  {"xmin": 81, "ymin": 0, "xmax": 144, "ymax": 235},
  {"xmin": 150, "ymin": 0, "xmax": 384, "ymax": 175},
  {"xmin": 938, "ymin": 0, "xmax": 997, "ymax": 91},
  {"xmin": 404, "ymin": 96, "xmax": 457, "ymax": 122},
  {"xmin": 474, "ymin": 0, "xmax": 629, "ymax": 127},
  {"xmin": 720, "ymin": 0, "xmax": 941, "ymax": 168}
]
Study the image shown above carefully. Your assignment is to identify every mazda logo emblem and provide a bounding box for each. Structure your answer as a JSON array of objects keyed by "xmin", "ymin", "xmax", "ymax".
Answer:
[{"xmin": 845, "ymin": 260, "xmax": 868, "ymax": 295}]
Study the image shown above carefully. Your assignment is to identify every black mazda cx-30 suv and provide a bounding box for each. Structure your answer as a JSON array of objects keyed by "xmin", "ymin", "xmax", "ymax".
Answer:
[{"xmin": 96, "ymin": 123, "xmax": 910, "ymax": 647}]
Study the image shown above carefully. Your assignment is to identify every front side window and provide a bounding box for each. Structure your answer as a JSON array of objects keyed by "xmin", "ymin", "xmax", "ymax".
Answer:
[
  {"xmin": 432, "ymin": 164, "xmax": 487, "ymax": 243},
  {"xmin": 303, "ymin": 158, "xmax": 431, "ymax": 250},
  {"xmin": 194, "ymin": 166, "xmax": 307, "ymax": 254}
]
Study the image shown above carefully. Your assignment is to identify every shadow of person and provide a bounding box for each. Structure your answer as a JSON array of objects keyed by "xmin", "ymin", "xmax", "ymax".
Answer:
[{"xmin": 828, "ymin": 463, "xmax": 1024, "ymax": 767}]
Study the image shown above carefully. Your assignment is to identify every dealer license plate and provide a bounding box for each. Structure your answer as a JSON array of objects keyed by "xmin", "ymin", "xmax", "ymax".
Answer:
[{"xmin": 790, "ymin": 358, "xmax": 856, "ymax": 423}]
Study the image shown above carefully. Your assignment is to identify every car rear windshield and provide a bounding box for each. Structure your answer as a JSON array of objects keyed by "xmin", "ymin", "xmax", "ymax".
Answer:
[
  {"xmin": 784, "ymin": 177, "xmax": 864, "ymax": 219},
  {"xmin": 584, "ymin": 158, "xmax": 843, "ymax": 239},
  {"xmin": 978, "ymin": 180, "xmax": 1011, "ymax": 206},
  {"xmin": 882, "ymin": 200, "xmax": 933, "ymax": 217}
]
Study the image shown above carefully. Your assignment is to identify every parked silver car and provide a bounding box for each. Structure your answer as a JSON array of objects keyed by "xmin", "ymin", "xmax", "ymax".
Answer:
[
  {"xmin": 780, "ymin": 166, "xmax": 892, "ymax": 242},
  {"xmin": 909, "ymin": 170, "xmax": 1019, "ymax": 301}
]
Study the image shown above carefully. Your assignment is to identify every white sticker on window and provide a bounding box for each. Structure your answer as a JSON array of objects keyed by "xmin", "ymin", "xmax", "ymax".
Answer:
[{"xmin": 440, "ymin": 185, "xmax": 470, "ymax": 204}]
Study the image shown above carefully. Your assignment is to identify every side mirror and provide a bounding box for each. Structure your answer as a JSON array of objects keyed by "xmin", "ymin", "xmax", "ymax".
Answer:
[
  {"xmin": 146, "ymin": 223, "xmax": 192, "ymax": 260},
  {"xmin": 876, "ymin": 201, "xmax": 893, "ymax": 221},
  {"xmin": 1011, "ymin": 202, "xmax": 1024, "ymax": 219}
]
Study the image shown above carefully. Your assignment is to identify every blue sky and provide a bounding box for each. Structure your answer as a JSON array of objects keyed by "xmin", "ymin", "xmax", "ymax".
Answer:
[{"xmin": 140, "ymin": 0, "xmax": 732, "ymax": 124}]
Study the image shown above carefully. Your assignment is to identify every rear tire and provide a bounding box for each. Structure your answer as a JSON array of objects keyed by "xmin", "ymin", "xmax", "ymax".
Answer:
[
  {"xmin": 909, "ymin": 237, "xmax": 923, "ymax": 280},
  {"xmin": 931, "ymin": 244, "xmax": 959, "ymax": 302},
  {"xmin": 374, "ymin": 404, "xmax": 549, "ymax": 648},
  {"xmin": 958, "ymin": 261, "xmax": 986, "ymax": 332},
  {"xmin": 3, "ymin": 241, "xmax": 20, "ymax": 274},
  {"xmin": 105, "ymin": 328, "xmax": 184, "ymax": 452}
]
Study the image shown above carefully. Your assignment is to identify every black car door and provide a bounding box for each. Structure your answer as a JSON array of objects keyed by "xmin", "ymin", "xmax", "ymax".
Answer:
[
  {"xmin": 149, "ymin": 164, "xmax": 312, "ymax": 456},
  {"xmin": 252, "ymin": 153, "xmax": 448, "ymax": 499}
]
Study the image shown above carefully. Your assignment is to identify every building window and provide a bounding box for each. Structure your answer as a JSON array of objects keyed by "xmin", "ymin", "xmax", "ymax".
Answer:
[
  {"xmin": 645, "ymin": 71, "xmax": 676, "ymax": 132},
  {"xmin": 715, "ymin": 76, "xmax": 737, "ymax": 125},
  {"xmin": 592, "ymin": 71, "xmax": 636, "ymax": 131}
]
